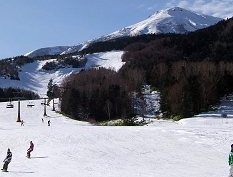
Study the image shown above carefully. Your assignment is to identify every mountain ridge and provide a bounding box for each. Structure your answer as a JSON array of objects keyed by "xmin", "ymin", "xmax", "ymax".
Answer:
[{"xmin": 25, "ymin": 7, "xmax": 222, "ymax": 57}]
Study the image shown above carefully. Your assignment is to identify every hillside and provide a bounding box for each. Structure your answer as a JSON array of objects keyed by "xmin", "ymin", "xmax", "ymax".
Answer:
[{"xmin": 0, "ymin": 51, "xmax": 124, "ymax": 95}]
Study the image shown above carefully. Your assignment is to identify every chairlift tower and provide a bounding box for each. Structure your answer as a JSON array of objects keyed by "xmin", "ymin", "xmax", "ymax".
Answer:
[
  {"xmin": 44, "ymin": 98, "xmax": 47, "ymax": 116},
  {"xmin": 13, "ymin": 92, "xmax": 26, "ymax": 122},
  {"xmin": 17, "ymin": 99, "xmax": 21, "ymax": 122}
]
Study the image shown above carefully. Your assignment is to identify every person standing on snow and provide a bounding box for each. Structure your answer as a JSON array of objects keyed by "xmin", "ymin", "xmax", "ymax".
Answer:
[
  {"xmin": 27, "ymin": 141, "xmax": 34, "ymax": 158},
  {"xmin": 1, "ymin": 148, "xmax": 12, "ymax": 172},
  {"xmin": 229, "ymin": 144, "xmax": 233, "ymax": 177}
]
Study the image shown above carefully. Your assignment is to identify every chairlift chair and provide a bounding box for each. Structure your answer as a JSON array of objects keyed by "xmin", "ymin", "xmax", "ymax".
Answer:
[
  {"xmin": 6, "ymin": 99, "xmax": 14, "ymax": 108},
  {"xmin": 41, "ymin": 102, "xmax": 49, "ymax": 106},
  {"xmin": 27, "ymin": 101, "xmax": 35, "ymax": 107}
]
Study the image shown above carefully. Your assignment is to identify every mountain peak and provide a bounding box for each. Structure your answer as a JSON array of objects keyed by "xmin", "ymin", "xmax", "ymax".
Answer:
[
  {"xmin": 168, "ymin": 6, "xmax": 185, "ymax": 11},
  {"xmin": 99, "ymin": 7, "xmax": 222, "ymax": 39},
  {"xmin": 151, "ymin": 7, "xmax": 187, "ymax": 16}
]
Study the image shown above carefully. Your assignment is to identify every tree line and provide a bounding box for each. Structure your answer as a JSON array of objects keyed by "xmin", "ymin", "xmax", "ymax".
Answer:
[{"xmin": 0, "ymin": 88, "xmax": 39, "ymax": 102}]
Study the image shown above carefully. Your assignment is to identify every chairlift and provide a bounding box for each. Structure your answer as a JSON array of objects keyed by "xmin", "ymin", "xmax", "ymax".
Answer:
[
  {"xmin": 41, "ymin": 102, "xmax": 49, "ymax": 106},
  {"xmin": 6, "ymin": 99, "xmax": 14, "ymax": 108},
  {"xmin": 27, "ymin": 101, "xmax": 35, "ymax": 107}
]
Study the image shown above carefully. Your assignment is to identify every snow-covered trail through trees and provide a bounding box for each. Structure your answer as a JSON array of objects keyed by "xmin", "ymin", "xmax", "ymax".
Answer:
[{"xmin": 0, "ymin": 99, "xmax": 231, "ymax": 177}]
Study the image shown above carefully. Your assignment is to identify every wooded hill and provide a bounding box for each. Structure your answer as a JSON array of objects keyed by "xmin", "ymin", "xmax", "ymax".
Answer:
[{"xmin": 61, "ymin": 17, "xmax": 233, "ymax": 120}]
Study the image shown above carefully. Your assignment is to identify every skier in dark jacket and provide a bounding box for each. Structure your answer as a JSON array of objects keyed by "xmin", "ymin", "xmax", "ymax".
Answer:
[
  {"xmin": 2, "ymin": 148, "xmax": 12, "ymax": 172},
  {"xmin": 27, "ymin": 141, "xmax": 34, "ymax": 158}
]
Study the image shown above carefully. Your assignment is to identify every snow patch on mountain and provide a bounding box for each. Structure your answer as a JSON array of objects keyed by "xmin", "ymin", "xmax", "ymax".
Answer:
[{"xmin": 85, "ymin": 51, "xmax": 125, "ymax": 71}]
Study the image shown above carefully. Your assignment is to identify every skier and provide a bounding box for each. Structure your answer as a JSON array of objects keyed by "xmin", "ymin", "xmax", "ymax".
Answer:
[
  {"xmin": 229, "ymin": 144, "xmax": 233, "ymax": 177},
  {"xmin": 48, "ymin": 120, "xmax": 51, "ymax": 126},
  {"xmin": 1, "ymin": 148, "xmax": 12, "ymax": 172},
  {"xmin": 21, "ymin": 120, "xmax": 24, "ymax": 126},
  {"xmin": 42, "ymin": 118, "xmax": 44, "ymax": 123},
  {"xmin": 27, "ymin": 141, "xmax": 34, "ymax": 158}
]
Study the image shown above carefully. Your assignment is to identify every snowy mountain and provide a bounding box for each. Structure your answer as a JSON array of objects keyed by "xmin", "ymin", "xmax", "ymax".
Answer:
[
  {"xmin": 25, "ymin": 46, "xmax": 71, "ymax": 58},
  {"xmin": 61, "ymin": 7, "xmax": 222, "ymax": 55},
  {"xmin": 25, "ymin": 7, "xmax": 222, "ymax": 57},
  {"xmin": 100, "ymin": 7, "xmax": 222, "ymax": 38}
]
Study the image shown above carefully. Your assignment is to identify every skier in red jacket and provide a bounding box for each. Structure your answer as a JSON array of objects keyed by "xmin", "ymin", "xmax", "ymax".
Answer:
[{"xmin": 27, "ymin": 141, "xmax": 34, "ymax": 158}]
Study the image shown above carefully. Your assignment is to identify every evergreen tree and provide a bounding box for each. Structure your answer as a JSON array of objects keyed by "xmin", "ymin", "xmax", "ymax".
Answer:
[{"xmin": 47, "ymin": 79, "xmax": 54, "ymax": 100}]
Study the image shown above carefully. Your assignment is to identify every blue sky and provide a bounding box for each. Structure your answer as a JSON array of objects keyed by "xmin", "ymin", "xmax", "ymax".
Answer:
[{"xmin": 0, "ymin": 0, "xmax": 232, "ymax": 58}]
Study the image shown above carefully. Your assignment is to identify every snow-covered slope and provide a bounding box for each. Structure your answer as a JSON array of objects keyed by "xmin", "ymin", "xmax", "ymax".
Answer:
[
  {"xmin": 85, "ymin": 51, "xmax": 124, "ymax": 71},
  {"xmin": 0, "ymin": 51, "xmax": 124, "ymax": 94},
  {"xmin": 0, "ymin": 99, "xmax": 231, "ymax": 177},
  {"xmin": 61, "ymin": 7, "xmax": 222, "ymax": 55},
  {"xmin": 25, "ymin": 46, "xmax": 71, "ymax": 58},
  {"xmin": 0, "ymin": 59, "xmax": 80, "ymax": 95}
]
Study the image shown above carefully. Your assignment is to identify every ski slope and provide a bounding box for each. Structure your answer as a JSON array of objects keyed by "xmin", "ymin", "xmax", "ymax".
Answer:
[
  {"xmin": 85, "ymin": 51, "xmax": 125, "ymax": 71},
  {"xmin": 0, "ymin": 51, "xmax": 124, "ymax": 95},
  {"xmin": 0, "ymin": 99, "xmax": 231, "ymax": 177},
  {"xmin": 0, "ymin": 59, "xmax": 80, "ymax": 96}
]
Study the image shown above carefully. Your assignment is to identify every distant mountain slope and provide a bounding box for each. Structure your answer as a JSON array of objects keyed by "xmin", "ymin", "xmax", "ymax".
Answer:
[
  {"xmin": 25, "ymin": 46, "xmax": 71, "ymax": 58},
  {"xmin": 25, "ymin": 7, "xmax": 222, "ymax": 57}
]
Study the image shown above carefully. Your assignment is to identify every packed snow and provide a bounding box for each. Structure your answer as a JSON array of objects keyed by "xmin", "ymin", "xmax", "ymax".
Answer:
[
  {"xmin": 0, "ymin": 51, "xmax": 124, "ymax": 95},
  {"xmin": 0, "ymin": 97, "xmax": 231, "ymax": 177}
]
